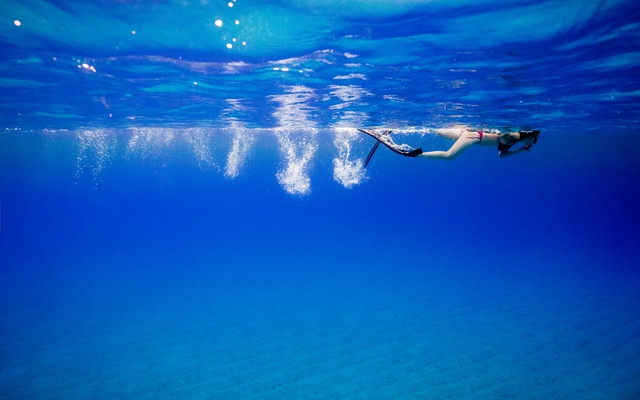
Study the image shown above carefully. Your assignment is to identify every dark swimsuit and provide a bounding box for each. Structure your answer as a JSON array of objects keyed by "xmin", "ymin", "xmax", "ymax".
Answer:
[{"xmin": 497, "ymin": 134, "xmax": 516, "ymax": 152}]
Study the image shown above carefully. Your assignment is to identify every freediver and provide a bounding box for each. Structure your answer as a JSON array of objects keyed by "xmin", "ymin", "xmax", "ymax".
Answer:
[{"xmin": 359, "ymin": 127, "xmax": 540, "ymax": 167}]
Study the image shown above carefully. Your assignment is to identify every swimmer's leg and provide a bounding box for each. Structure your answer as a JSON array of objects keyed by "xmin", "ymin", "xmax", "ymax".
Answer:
[
  {"xmin": 417, "ymin": 131, "xmax": 480, "ymax": 160},
  {"xmin": 432, "ymin": 126, "xmax": 469, "ymax": 141}
]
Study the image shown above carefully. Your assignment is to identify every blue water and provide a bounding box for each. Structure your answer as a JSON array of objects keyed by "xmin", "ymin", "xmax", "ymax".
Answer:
[{"xmin": 2, "ymin": 0, "xmax": 640, "ymax": 398}]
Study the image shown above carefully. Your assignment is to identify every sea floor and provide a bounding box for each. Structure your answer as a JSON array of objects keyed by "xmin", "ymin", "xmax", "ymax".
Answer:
[{"xmin": 1, "ymin": 250, "xmax": 639, "ymax": 399}]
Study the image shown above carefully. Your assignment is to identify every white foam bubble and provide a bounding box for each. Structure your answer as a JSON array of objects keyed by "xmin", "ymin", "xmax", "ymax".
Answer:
[
  {"xmin": 332, "ymin": 129, "xmax": 366, "ymax": 188},
  {"xmin": 221, "ymin": 100, "xmax": 254, "ymax": 178},
  {"xmin": 275, "ymin": 129, "xmax": 318, "ymax": 195},
  {"xmin": 225, "ymin": 128, "xmax": 254, "ymax": 178},
  {"xmin": 270, "ymin": 86, "xmax": 319, "ymax": 194},
  {"xmin": 127, "ymin": 127, "xmax": 175, "ymax": 158},
  {"xmin": 75, "ymin": 129, "xmax": 116, "ymax": 185},
  {"xmin": 182, "ymin": 128, "xmax": 219, "ymax": 170}
]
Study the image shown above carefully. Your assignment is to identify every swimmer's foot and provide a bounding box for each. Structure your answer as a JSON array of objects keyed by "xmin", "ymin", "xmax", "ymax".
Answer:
[{"xmin": 358, "ymin": 129, "xmax": 422, "ymax": 157}]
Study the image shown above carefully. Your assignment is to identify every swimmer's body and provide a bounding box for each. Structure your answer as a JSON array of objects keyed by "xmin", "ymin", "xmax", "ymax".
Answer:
[{"xmin": 358, "ymin": 127, "xmax": 540, "ymax": 164}]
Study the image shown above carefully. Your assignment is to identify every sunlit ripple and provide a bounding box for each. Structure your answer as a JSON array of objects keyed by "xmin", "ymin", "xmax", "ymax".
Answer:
[
  {"xmin": 327, "ymin": 84, "xmax": 373, "ymax": 109},
  {"xmin": 333, "ymin": 73, "xmax": 367, "ymax": 80},
  {"xmin": 269, "ymin": 86, "xmax": 317, "ymax": 129}
]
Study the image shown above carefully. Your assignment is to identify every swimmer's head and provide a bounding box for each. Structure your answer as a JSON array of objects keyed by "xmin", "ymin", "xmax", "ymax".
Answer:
[{"xmin": 519, "ymin": 130, "xmax": 540, "ymax": 144}]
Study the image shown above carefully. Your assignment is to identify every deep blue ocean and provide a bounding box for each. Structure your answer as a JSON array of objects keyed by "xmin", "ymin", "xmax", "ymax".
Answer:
[{"xmin": 2, "ymin": 0, "xmax": 640, "ymax": 398}]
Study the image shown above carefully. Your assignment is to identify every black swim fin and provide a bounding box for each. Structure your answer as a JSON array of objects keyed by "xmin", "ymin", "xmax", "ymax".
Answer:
[
  {"xmin": 358, "ymin": 128, "xmax": 422, "ymax": 165},
  {"xmin": 358, "ymin": 128, "xmax": 389, "ymax": 142},
  {"xmin": 364, "ymin": 140, "xmax": 381, "ymax": 168},
  {"xmin": 360, "ymin": 129, "xmax": 390, "ymax": 168}
]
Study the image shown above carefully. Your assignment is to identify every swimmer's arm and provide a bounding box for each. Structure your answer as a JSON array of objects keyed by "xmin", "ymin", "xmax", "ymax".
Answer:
[{"xmin": 499, "ymin": 144, "xmax": 532, "ymax": 158}]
